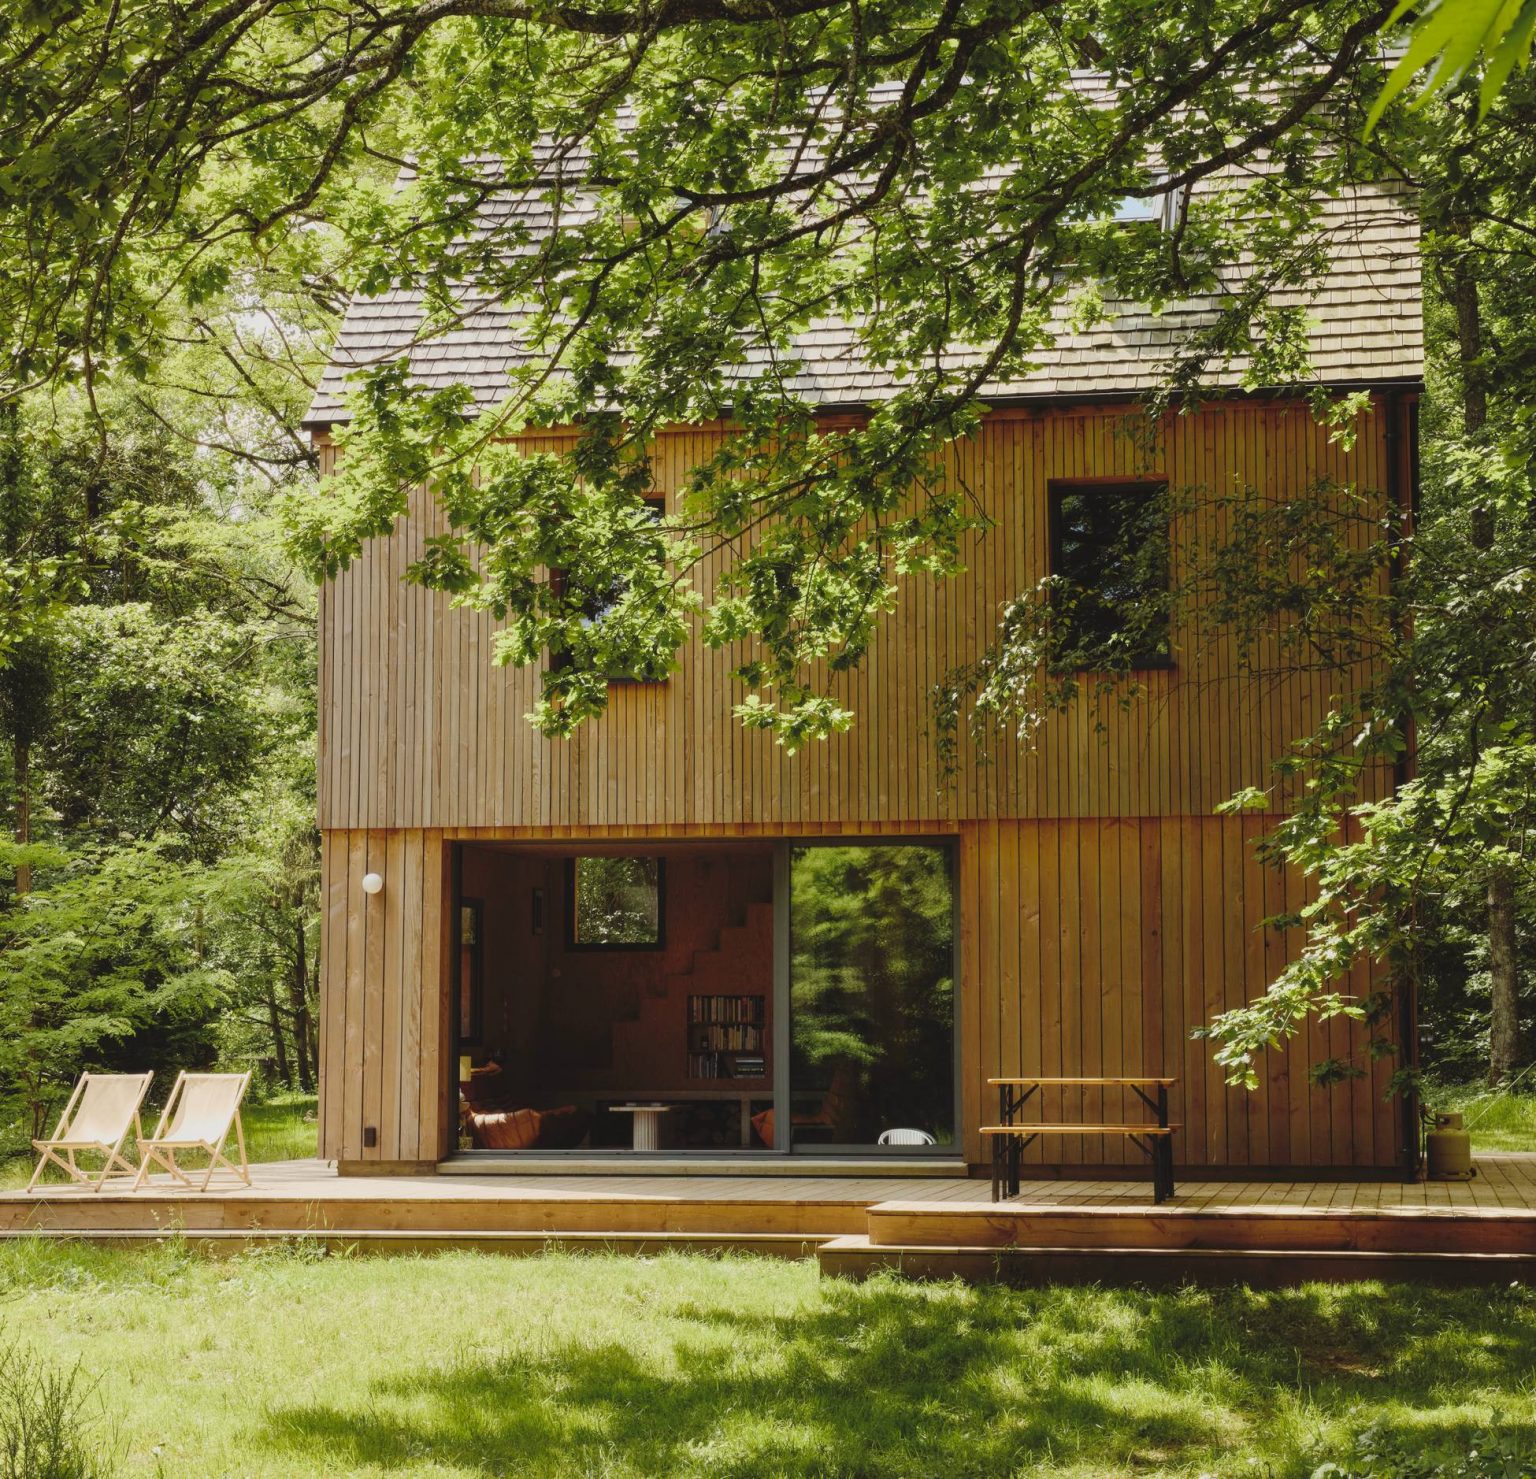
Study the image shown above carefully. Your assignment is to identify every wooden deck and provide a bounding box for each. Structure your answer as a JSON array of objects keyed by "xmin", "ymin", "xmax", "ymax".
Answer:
[{"xmin": 6, "ymin": 1157, "xmax": 1535, "ymax": 1282}]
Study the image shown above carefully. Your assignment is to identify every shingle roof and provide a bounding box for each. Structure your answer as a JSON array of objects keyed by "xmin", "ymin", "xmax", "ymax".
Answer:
[{"xmin": 305, "ymin": 143, "xmax": 1421, "ymax": 427}]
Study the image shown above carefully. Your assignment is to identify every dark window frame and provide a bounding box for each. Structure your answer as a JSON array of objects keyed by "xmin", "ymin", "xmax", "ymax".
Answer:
[
  {"xmin": 1047, "ymin": 476, "xmax": 1174, "ymax": 673},
  {"xmin": 565, "ymin": 855, "xmax": 668, "ymax": 952},
  {"xmin": 550, "ymin": 494, "xmax": 670, "ymax": 687}
]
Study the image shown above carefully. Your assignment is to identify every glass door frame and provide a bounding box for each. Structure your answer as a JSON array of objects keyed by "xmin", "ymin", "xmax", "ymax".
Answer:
[
  {"xmin": 771, "ymin": 835, "xmax": 962, "ymax": 1158},
  {"xmin": 446, "ymin": 835, "xmax": 961, "ymax": 1158}
]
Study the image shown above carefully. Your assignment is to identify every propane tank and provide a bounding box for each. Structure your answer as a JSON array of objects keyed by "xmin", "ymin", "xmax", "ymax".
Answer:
[{"xmin": 1424, "ymin": 1111, "xmax": 1476, "ymax": 1180}]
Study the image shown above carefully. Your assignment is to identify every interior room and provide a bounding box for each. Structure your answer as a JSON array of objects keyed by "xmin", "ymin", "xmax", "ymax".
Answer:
[{"xmin": 453, "ymin": 839, "xmax": 957, "ymax": 1156}]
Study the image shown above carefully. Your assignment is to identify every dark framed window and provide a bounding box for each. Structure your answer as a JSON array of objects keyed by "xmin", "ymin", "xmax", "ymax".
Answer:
[
  {"xmin": 583, "ymin": 495, "xmax": 668, "ymax": 684},
  {"xmin": 457, "ymin": 899, "xmax": 484, "ymax": 1045},
  {"xmin": 1048, "ymin": 479, "xmax": 1172, "ymax": 670},
  {"xmin": 566, "ymin": 856, "xmax": 665, "ymax": 949}
]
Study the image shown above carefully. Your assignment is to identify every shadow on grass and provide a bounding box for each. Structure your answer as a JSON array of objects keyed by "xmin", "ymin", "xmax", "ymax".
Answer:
[{"xmin": 260, "ymin": 1268, "xmax": 1536, "ymax": 1477}]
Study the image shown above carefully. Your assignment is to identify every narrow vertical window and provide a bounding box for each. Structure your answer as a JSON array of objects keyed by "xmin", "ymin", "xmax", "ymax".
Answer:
[{"xmin": 458, "ymin": 899, "xmax": 484, "ymax": 1045}]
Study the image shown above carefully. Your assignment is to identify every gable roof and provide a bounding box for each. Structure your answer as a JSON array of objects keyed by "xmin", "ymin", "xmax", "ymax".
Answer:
[{"xmin": 305, "ymin": 140, "xmax": 1422, "ymax": 429}]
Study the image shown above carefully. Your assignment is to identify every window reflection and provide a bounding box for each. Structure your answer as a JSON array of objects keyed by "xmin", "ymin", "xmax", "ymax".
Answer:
[{"xmin": 789, "ymin": 845, "xmax": 955, "ymax": 1148}]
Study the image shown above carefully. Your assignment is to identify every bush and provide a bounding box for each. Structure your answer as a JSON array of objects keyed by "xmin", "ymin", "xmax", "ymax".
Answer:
[{"xmin": 0, "ymin": 1339, "xmax": 115, "ymax": 1479}]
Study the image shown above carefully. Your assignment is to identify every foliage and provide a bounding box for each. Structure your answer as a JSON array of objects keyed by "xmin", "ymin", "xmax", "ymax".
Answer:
[
  {"xmin": 0, "ymin": 1340, "xmax": 115, "ymax": 1479},
  {"xmin": 1315, "ymin": 1420, "xmax": 1536, "ymax": 1477},
  {"xmin": 570, "ymin": 856, "xmax": 662, "ymax": 946},
  {"xmin": 1370, "ymin": 0, "xmax": 1536, "ymax": 128},
  {"xmin": 0, "ymin": 350, "xmax": 320, "ymax": 1132},
  {"xmin": 0, "ymin": 840, "xmax": 230, "ymax": 1140},
  {"xmin": 0, "ymin": 0, "xmax": 1413, "ymax": 748},
  {"xmin": 0, "ymin": 0, "xmax": 1533, "ymax": 1098}
]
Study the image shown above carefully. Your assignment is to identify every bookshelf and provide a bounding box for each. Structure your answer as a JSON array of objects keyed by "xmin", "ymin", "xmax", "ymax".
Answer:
[{"xmin": 687, "ymin": 993, "xmax": 767, "ymax": 1080}]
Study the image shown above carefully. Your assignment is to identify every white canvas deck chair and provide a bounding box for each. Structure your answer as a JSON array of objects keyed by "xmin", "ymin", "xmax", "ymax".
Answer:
[
  {"xmin": 28, "ymin": 1072, "xmax": 154, "ymax": 1193},
  {"xmin": 134, "ymin": 1071, "xmax": 252, "ymax": 1191}
]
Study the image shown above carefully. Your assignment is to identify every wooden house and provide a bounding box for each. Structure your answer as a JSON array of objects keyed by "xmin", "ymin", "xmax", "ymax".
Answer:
[{"xmin": 304, "ymin": 175, "xmax": 1422, "ymax": 1179}]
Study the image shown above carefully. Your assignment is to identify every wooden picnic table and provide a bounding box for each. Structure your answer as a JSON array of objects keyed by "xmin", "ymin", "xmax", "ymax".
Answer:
[{"xmin": 983, "ymin": 1076, "xmax": 1178, "ymax": 1204}]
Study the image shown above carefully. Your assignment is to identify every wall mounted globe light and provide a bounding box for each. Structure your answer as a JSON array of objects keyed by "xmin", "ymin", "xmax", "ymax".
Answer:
[{"xmin": 361, "ymin": 872, "xmax": 384, "ymax": 896}]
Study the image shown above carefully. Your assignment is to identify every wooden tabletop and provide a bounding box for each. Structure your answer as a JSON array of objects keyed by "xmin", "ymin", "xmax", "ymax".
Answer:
[{"xmin": 986, "ymin": 1076, "xmax": 1177, "ymax": 1087}]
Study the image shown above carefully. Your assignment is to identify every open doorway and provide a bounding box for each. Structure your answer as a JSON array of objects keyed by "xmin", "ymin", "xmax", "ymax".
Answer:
[
  {"xmin": 451, "ymin": 839, "xmax": 957, "ymax": 1157},
  {"xmin": 454, "ymin": 841, "xmax": 776, "ymax": 1153}
]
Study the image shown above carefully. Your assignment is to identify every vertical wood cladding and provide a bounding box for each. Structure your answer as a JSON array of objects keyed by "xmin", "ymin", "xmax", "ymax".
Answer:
[
  {"xmin": 319, "ymin": 818, "xmax": 1401, "ymax": 1171},
  {"xmin": 315, "ymin": 398, "xmax": 1409, "ymax": 1171},
  {"xmin": 317, "ymin": 400, "xmax": 1398, "ymax": 833}
]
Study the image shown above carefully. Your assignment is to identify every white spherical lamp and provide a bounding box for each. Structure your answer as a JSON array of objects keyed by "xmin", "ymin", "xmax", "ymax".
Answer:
[{"xmin": 361, "ymin": 872, "xmax": 384, "ymax": 896}]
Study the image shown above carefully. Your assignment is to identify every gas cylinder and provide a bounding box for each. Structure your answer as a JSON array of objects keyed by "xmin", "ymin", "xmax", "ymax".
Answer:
[{"xmin": 1424, "ymin": 1111, "xmax": 1476, "ymax": 1180}]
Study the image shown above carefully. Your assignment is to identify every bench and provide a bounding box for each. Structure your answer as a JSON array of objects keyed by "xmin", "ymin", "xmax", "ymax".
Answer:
[{"xmin": 985, "ymin": 1077, "xmax": 1179, "ymax": 1204}]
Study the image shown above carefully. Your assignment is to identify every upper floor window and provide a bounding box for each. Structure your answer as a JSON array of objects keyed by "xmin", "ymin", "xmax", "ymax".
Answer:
[
  {"xmin": 584, "ymin": 494, "xmax": 667, "ymax": 683},
  {"xmin": 1048, "ymin": 479, "xmax": 1172, "ymax": 670},
  {"xmin": 549, "ymin": 495, "xmax": 669, "ymax": 684}
]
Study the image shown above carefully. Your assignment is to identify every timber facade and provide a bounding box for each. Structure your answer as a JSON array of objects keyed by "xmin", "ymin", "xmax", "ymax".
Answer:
[{"xmin": 313, "ymin": 394, "xmax": 1418, "ymax": 1177}]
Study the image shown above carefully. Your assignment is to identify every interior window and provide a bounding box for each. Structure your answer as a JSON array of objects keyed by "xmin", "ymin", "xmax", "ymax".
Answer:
[
  {"xmin": 1048, "ymin": 480, "xmax": 1171, "ymax": 669},
  {"xmin": 568, "ymin": 856, "xmax": 664, "ymax": 948}
]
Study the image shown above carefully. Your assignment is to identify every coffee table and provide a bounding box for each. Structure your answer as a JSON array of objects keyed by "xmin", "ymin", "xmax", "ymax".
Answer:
[{"xmin": 609, "ymin": 1103, "xmax": 674, "ymax": 1151}]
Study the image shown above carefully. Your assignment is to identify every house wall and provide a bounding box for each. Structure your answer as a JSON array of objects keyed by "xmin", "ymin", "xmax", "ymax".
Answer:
[
  {"xmin": 314, "ymin": 397, "xmax": 1414, "ymax": 1173},
  {"xmin": 318, "ymin": 818, "xmax": 1404, "ymax": 1171}
]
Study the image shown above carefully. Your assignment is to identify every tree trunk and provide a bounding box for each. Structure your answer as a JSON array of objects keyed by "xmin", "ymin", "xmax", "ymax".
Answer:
[
  {"xmin": 290, "ymin": 911, "xmax": 314, "ymax": 1094},
  {"xmin": 265, "ymin": 985, "xmax": 291, "ymax": 1086},
  {"xmin": 1488, "ymin": 869, "xmax": 1521, "ymax": 1084},
  {"xmin": 12, "ymin": 736, "xmax": 29, "ymax": 894}
]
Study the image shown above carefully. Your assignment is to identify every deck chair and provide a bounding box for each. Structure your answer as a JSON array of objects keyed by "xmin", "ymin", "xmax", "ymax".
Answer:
[
  {"xmin": 134, "ymin": 1071, "xmax": 252, "ymax": 1191},
  {"xmin": 28, "ymin": 1072, "xmax": 154, "ymax": 1193}
]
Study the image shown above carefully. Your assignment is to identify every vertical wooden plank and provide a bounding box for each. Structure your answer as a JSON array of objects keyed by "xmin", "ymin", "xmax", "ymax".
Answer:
[{"xmin": 341, "ymin": 831, "xmax": 367, "ymax": 1162}]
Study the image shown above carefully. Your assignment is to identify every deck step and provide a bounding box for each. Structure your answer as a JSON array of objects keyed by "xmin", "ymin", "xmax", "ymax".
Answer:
[
  {"xmin": 1, "ymin": 1194, "xmax": 863, "ymax": 1238},
  {"xmin": 819, "ymin": 1234, "xmax": 1536, "ymax": 1287},
  {"xmin": 1, "ymin": 1226, "xmax": 827, "ymax": 1259},
  {"xmin": 865, "ymin": 1201, "xmax": 1536, "ymax": 1255}
]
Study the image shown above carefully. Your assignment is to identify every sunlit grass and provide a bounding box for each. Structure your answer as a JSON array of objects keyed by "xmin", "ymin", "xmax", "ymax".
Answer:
[
  {"xmin": 0, "ymin": 1241, "xmax": 1532, "ymax": 1476},
  {"xmin": 1423, "ymin": 1082, "xmax": 1536, "ymax": 1153}
]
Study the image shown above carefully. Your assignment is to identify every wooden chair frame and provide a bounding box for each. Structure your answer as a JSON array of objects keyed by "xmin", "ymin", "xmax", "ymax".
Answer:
[
  {"xmin": 133, "ymin": 1071, "xmax": 252, "ymax": 1192},
  {"xmin": 27, "ymin": 1072, "xmax": 154, "ymax": 1194}
]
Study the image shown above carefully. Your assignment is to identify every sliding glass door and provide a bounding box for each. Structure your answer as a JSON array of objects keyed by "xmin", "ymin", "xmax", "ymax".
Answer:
[{"xmin": 786, "ymin": 843, "xmax": 956, "ymax": 1151}]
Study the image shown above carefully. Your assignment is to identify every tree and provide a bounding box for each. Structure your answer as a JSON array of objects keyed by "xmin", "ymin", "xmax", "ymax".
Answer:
[
  {"xmin": 4, "ymin": 0, "xmax": 1406, "ymax": 749},
  {"xmin": 2, "ymin": 0, "xmax": 1531, "ymax": 1101},
  {"xmin": 1369, "ymin": 0, "xmax": 1536, "ymax": 127}
]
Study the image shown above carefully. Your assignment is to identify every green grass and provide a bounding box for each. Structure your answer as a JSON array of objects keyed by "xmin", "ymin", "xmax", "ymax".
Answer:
[
  {"xmin": 241, "ymin": 1091, "xmax": 320, "ymax": 1163},
  {"xmin": 0, "ymin": 1242, "xmax": 1533, "ymax": 1476},
  {"xmin": 0, "ymin": 1090, "xmax": 319, "ymax": 1190},
  {"xmin": 1424, "ymin": 1083, "xmax": 1536, "ymax": 1154}
]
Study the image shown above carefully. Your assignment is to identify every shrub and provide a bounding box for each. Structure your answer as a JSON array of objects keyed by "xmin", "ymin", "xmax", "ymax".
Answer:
[{"xmin": 0, "ymin": 1339, "xmax": 115, "ymax": 1479}]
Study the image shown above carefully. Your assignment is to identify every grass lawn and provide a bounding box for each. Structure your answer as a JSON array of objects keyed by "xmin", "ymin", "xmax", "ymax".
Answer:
[
  {"xmin": 1, "ymin": 1242, "xmax": 1534, "ymax": 1477},
  {"xmin": 1426, "ymin": 1083, "xmax": 1536, "ymax": 1154},
  {"xmin": 0, "ymin": 1091, "xmax": 319, "ymax": 1191}
]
